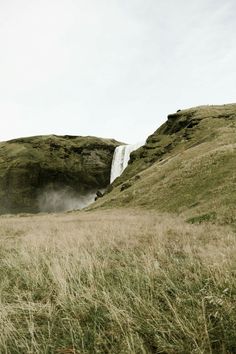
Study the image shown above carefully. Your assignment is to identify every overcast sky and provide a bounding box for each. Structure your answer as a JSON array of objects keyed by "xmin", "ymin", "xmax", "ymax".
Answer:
[{"xmin": 0, "ymin": 0, "xmax": 235, "ymax": 143}]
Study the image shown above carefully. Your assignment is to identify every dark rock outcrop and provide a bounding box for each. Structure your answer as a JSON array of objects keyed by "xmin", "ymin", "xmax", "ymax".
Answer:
[
  {"xmin": 0, "ymin": 135, "xmax": 121, "ymax": 214},
  {"xmin": 95, "ymin": 190, "xmax": 104, "ymax": 201}
]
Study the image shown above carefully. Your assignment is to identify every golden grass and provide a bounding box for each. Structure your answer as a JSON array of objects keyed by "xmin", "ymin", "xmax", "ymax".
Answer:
[{"xmin": 0, "ymin": 209, "xmax": 235, "ymax": 353}]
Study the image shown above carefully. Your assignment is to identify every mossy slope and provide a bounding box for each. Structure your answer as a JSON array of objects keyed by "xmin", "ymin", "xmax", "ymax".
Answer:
[
  {"xmin": 0, "ymin": 135, "xmax": 120, "ymax": 214},
  {"xmin": 92, "ymin": 104, "xmax": 236, "ymax": 225}
]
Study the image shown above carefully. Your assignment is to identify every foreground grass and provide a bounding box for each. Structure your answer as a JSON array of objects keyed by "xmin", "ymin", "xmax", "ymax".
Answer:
[{"xmin": 0, "ymin": 209, "xmax": 235, "ymax": 353}]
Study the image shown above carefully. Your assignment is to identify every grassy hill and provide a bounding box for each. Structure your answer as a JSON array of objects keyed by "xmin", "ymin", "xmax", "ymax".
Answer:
[
  {"xmin": 0, "ymin": 135, "xmax": 120, "ymax": 214},
  {"xmin": 92, "ymin": 104, "xmax": 236, "ymax": 226}
]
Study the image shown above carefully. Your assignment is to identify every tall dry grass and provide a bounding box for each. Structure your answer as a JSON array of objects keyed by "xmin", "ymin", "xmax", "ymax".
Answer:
[{"xmin": 0, "ymin": 209, "xmax": 235, "ymax": 353}]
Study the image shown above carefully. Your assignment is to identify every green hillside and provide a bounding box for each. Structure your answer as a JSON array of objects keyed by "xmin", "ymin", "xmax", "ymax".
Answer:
[
  {"xmin": 92, "ymin": 104, "xmax": 236, "ymax": 225},
  {"xmin": 0, "ymin": 135, "xmax": 120, "ymax": 214}
]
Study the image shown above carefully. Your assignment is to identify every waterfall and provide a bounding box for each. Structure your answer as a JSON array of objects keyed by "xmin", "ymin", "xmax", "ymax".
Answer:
[{"xmin": 110, "ymin": 142, "xmax": 144, "ymax": 183}]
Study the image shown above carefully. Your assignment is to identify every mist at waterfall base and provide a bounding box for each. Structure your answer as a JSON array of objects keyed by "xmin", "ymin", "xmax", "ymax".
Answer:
[
  {"xmin": 38, "ymin": 187, "xmax": 97, "ymax": 213},
  {"xmin": 38, "ymin": 142, "xmax": 144, "ymax": 213}
]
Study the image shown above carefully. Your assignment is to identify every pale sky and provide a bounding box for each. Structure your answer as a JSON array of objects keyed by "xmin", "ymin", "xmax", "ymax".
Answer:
[{"xmin": 0, "ymin": 0, "xmax": 235, "ymax": 144}]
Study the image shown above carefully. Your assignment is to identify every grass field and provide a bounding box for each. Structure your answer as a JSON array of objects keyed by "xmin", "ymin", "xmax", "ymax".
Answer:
[{"xmin": 0, "ymin": 209, "xmax": 235, "ymax": 353}]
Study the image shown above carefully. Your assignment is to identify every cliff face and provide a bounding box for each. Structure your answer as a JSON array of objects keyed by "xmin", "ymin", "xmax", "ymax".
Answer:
[
  {"xmin": 92, "ymin": 104, "xmax": 236, "ymax": 226},
  {"xmin": 0, "ymin": 135, "xmax": 120, "ymax": 214}
]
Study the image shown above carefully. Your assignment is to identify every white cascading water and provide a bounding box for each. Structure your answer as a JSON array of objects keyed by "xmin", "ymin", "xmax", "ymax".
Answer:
[{"xmin": 110, "ymin": 142, "xmax": 145, "ymax": 183}]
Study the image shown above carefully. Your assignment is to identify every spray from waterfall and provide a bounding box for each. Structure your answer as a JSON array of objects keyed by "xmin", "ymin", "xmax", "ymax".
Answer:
[{"xmin": 110, "ymin": 142, "xmax": 145, "ymax": 183}]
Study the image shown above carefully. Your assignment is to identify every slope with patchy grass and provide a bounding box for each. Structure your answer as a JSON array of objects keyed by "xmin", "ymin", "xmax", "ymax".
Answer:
[{"xmin": 92, "ymin": 104, "xmax": 236, "ymax": 226}]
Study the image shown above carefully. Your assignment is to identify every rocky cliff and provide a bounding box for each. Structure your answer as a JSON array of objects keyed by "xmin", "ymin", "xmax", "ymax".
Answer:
[{"xmin": 0, "ymin": 135, "xmax": 120, "ymax": 214}]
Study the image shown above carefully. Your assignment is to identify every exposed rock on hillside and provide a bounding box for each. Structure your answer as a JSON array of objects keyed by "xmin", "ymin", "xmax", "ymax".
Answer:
[{"xmin": 0, "ymin": 135, "xmax": 120, "ymax": 214}]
